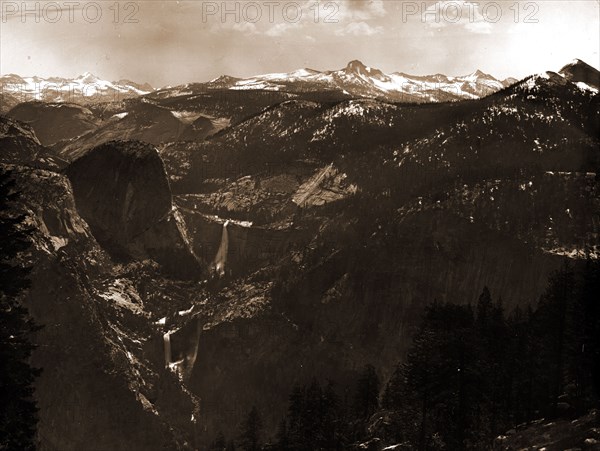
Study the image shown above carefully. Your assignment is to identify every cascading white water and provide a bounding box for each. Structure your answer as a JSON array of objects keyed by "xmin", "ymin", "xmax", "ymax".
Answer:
[
  {"xmin": 163, "ymin": 331, "xmax": 172, "ymax": 369},
  {"xmin": 213, "ymin": 220, "xmax": 229, "ymax": 276},
  {"xmin": 162, "ymin": 321, "xmax": 202, "ymax": 380},
  {"xmin": 179, "ymin": 320, "xmax": 202, "ymax": 380}
]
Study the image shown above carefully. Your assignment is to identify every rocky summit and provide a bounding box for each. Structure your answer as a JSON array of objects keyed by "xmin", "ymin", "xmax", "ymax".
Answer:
[{"xmin": 66, "ymin": 140, "xmax": 203, "ymax": 279}]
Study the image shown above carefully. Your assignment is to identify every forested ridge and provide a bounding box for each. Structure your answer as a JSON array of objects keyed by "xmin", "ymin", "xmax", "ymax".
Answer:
[{"xmin": 216, "ymin": 260, "xmax": 600, "ymax": 450}]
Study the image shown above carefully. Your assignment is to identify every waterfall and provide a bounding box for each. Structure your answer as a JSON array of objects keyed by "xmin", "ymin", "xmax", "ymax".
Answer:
[
  {"xmin": 180, "ymin": 319, "xmax": 202, "ymax": 380},
  {"xmin": 162, "ymin": 321, "xmax": 201, "ymax": 380},
  {"xmin": 163, "ymin": 331, "xmax": 172, "ymax": 369},
  {"xmin": 213, "ymin": 220, "xmax": 229, "ymax": 276}
]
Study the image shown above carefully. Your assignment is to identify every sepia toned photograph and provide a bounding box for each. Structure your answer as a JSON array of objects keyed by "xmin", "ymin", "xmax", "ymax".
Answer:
[{"xmin": 1, "ymin": 1, "xmax": 599, "ymax": 449}]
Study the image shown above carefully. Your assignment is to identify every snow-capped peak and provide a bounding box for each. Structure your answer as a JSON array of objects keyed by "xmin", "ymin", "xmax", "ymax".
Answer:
[
  {"xmin": 567, "ymin": 58, "xmax": 586, "ymax": 67},
  {"xmin": 558, "ymin": 58, "xmax": 600, "ymax": 89},
  {"xmin": 342, "ymin": 60, "xmax": 386, "ymax": 78},
  {"xmin": 290, "ymin": 68, "xmax": 320, "ymax": 77},
  {"xmin": 203, "ymin": 60, "xmax": 512, "ymax": 102},
  {"xmin": 76, "ymin": 72, "xmax": 100, "ymax": 83},
  {"xmin": 0, "ymin": 72, "xmax": 152, "ymax": 103},
  {"xmin": 462, "ymin": 69, "xmax": 496, "ymax": 82},
  {"xmin": 345, "ymin": 60, "xmax": 368, "ymax": 72},
  {"xmin": 516, "ymin": 59, "xmax": 600, "ymax": 93}
]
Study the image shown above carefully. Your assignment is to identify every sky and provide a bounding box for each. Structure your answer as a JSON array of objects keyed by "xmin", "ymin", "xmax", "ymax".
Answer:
[{"xmin": 1, "ymin": 0, "xmax": 599, "ymax": 87}]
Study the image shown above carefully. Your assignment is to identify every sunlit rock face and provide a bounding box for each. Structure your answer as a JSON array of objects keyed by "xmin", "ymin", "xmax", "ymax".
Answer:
[
  {"xmin": 66, "ymin": 140, "xmax": 203, "ymax": 279},
  {"xmin": 0, "ymin": 114, "xmax": 44, "ymax": 164},
  {"xmin": 1, "ymin": 119, "xmax": 200, "ymax": 449},
  {"xmin": 6, "ymin": 166, "xmax": 198, "ymax": 451}
]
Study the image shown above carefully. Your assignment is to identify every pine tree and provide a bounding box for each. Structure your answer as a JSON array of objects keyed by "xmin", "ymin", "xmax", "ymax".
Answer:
[
  {"xmin": 0, "ymin": 168, "xmax": 41, "ymax": 451},
  {"xmin": 474, "ymin": 288, "xmax": 511, "ymax": 443},
  {"xmin": 476, "ymin": 286, "xmax": 493, "ymax": 330},
  {"xmin": 275, "ymin": 419, "xmax": 289, "ymax": 451},
  {"xmin": 535, "ymin": 262, "xmax": 575, "ymax": 416},
  {"xmin": 353, "ymin": 364, "xmax": 380, "ymax": 421},
  {"xmin": 393, "ymin": 301, "xmax": 479, "ymax": 449},
  {"xmin": 239, "ymin": 406, "xmax": 262, "ymax": 451},
  {"xmin": 381, "ymin": 363, "xmax": 404, "ymax": 411},
  {"xmin": 286, "ymin": 385, "xmax": 306, "ymax": 450},
  {"xmin": 303, "ymin": 380, "xmax": 324, "ymax": 449},
  {"xmin": 382, "ymin": 362, "xmax": 419, "ymax": 444},
  {"xmin": 507, "ymin": 305, "xmax": 535, "ymax": 425},
  {"xmin": 381, "ymin": 267, "xmax": 600, "ymax": 449},
  {"xmin": 570, "ymin": 257, "xmax": 600, "ymax": 410},
  {"xmin": 281, "ymin": 380, "xmax": 347, "ymax": 450},
  {"xmin": 322, "ymin": 381, "xmax": 344, "ymax": 450},
  {"xmin": 211, "ymin": 431, "xmax": 226, "ymax": 450}
]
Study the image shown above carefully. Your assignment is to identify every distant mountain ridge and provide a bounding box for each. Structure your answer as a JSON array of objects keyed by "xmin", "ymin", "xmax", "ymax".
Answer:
[
  {"xmin": 201, "ymin": 59, "xmax": 518, "ymax": 102},
  {"xmin": 2, "ymin": 59, "xmax": 597, "ymax": 108},
  {"xmin": 0, "ymin": 72, "xmax": 153, "ymax": 105}
]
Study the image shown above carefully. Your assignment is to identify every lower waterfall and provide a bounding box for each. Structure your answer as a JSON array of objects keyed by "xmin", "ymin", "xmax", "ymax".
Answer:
[
  {"xmin": 162, "ymin": 321, "xmax": 202, "ymax": 380},
  {"xmin": 213, "ymin": 220, "xmax": 229, "ymax": 276},
  {"xmin": 163, "ymin": 331, "xmax": 172, "ymax": 369}
]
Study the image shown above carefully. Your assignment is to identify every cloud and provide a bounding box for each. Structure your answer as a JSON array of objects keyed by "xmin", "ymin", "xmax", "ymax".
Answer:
[
  {"xmin": 339, "ymin": 0, "xmax": 386, "ymax": 21},
  {"xmin": 211, "ymin": 21, "xmax": 258, "ymax": 35},
  {"xmin": 265, "ymin": 22, "xmax": 301, "ymax": 37},
  {"xmin": 233, "ymin": 22, "xmax": 258, "ymax": 34},
  {"xmin": 335, "ymin": 21, "xmax": 383, "ymax": 36},
  {"xmin": 422, "ymin": 0, "xmax": 494, "ymax": 34},
  {"xmin": 464, "ymin": 20, "xmax": 492, "ymax": 34}
]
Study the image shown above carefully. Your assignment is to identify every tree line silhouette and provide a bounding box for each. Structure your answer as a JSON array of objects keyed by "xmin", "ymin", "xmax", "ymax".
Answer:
[
  {"xmin": 0, "ymin": 168, "xmax": 41, "ymax": 451},
  {"xmin": 221, "ymin": 259, "xmax": 599, "ymax": 450}
]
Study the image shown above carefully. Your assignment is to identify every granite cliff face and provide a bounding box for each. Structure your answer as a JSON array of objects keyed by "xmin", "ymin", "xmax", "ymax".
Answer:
[
  {"xmin": 6, "ymin": 165, "xmax": 200, "ymax": 450},
  {"xmin": 0, "ymin": 114, "xmax": 45, "ymax": 164},
  {"xmin": 1, "ymin": 118, "xmax": 203, "ymax": 449},
  {"xmin": 65, "ymin": 140, "xmax": 203, "ymax": 279}
]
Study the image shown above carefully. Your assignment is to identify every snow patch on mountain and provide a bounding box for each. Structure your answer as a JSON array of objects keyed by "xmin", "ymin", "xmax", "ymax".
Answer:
[
  {"xmin": 0, "ymin": 72, "xmax": 152, "ymax": 103},
  {"xmin": 220, "ymin": 60, "xmax": 511, "ymax": 102}
]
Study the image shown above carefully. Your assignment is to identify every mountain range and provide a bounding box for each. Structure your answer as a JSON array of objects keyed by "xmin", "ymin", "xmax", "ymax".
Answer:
[
  {"xmin": 0, "ymin": 57, "xmax": 599, "ymax": 450},
  {"xmin": 153, "ymin": 59, "xmax": 520, "ymax": 102},
  {"xmin": 3, "ymin": 60, "xmax": 598, "ymax": 111},
  {"xmin": 0, "ymin": 72, "xmax": 153, "ymax": 106},
  {"xmin": 205, "ymin": 59, "xmax": 518, "ymax": 102},
  {"xmin": 1, "ymin": 60, "xmax": 520, "ymax": 108}
]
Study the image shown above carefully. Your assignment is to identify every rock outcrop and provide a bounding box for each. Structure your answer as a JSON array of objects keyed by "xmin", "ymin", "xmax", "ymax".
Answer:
[
  {"xmin": 2, "ymin": 119, "xmax": 200, "ymax": 449},
  {"xmin": 0, "ymin": 114, "xmax": 44, "ymax": 164},
  {"xmin": 6, "ymin": 165, "xmax": 199, "ymax": 450},
  {"xmin": 559, "ymin": 59, "xmax": 600, "ymax": 89},
  {"xmin": 57, "ymin": 103, "xmax": 218, "ymax": 161},
  {"xmin": 66, "ymin": 140, "xmax": 203, "ymax": 279},
  {"xmin": 8, "ymin": 101, "xmax": 100, "ymax": 147},
  {"xmin": 495, "ymin": 409, "xmax": 600, "ymax": 450},
  {"xmin": 0, "ymin": 114, "xmax": 67, "ymax": 170}
]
